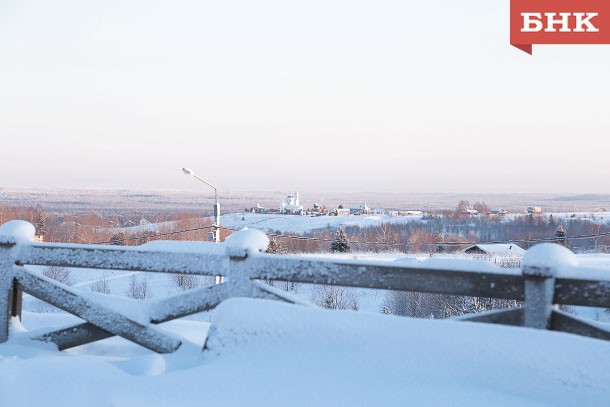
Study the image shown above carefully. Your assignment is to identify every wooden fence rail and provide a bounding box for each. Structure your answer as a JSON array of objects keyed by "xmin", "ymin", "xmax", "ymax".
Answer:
[{"xmin": 1, "ymin": 220, "xmax": 610, "ymax": 353}]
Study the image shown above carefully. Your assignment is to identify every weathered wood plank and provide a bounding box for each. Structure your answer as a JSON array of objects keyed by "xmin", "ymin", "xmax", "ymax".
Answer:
[
  {"xmin": 16, "ymin": 268, "xmax": 182, "ymax": 353},
  {"xmin": 551, "ymin": 309, "xmax": 610, "ymax": 341},
  {"xmin": 522, "ymin": 266, "xmax": 555, "ymax": 329},
  {"xmin": 149, "ymin": 283, "xmax": 234, "ymax": 324},
  {"xmin": 36, "ymin": 323, "xmax": 113, "ymax": 351},
  {"xmin": 10, "ymin": 280, "xmax": 22, "ymax": 319},
  {"xmin": 37, "ymin": 283, "xmax": 239, "ymax": 350},
  {"xmin": 0, "ymin": 278, "xmax": 11, "ymax": 343},
  {"xmin": 554, "ymin": 278, "xmax": 610, "ymax": 308},
  {"xmin": 248, "ymin": 256, "xmax": 525, "ymax": 300},
  {"xmin": 0, "ymin": 244, "xmax": 14, "ymax": 343},
  {"xmin": 457, "ymin": 307, "xmax": 524, "ymax": 326},
  {"xmin": 16, "ymin": 244, "xmax": 228, "ymax": 276}
]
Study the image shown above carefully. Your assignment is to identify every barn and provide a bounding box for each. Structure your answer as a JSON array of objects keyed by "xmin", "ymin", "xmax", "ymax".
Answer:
[{"xmin": 464, "ymin": 243, "xmax": 525, "ymax": 256}]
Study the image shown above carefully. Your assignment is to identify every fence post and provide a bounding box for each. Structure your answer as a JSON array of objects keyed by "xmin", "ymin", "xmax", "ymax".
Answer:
[
  {"xmin": 521, "ymin": 243, "xmax": 577, "ymax": 330},
  {"xmin": 522, "ymin": 263, "xmax": 555, "ymax": 329},
  {"xmin": 0, "ymin": 220, "xmax": 35, "ymax": 342},
  {"xmin": 10, "ymin": 281, "xmax": 23, "ymax": 320},
  {"xmin": 0, "ymin": 243, "xmax": 14, "ymax": 343}
]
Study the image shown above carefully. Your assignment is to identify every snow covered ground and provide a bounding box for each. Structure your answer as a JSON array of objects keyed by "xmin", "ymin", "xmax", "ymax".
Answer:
[
  {"xmin": 3, "ymin": 249, "xmax": 610, "ymax": 405},
  {"xmin": 220, "ymin": 212, "xmax": 423, "ymax": 234},
  {"xmin": 2, "ymin": 298, "xmax": 610, "ymax": 406}
]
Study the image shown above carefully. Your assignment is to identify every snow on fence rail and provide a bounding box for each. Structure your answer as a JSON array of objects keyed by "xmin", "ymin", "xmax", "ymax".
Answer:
[{"xmin": 1, "ymin": 220, "xmax": 610, "ymax": 354}]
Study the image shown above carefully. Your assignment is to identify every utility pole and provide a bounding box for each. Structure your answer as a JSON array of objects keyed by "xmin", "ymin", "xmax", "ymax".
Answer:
[{"xmin": 182, "ymin": 168, "xmax": 220, "ymax": 242}]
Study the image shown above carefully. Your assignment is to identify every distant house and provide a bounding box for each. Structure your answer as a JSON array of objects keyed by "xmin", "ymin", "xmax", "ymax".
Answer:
[
  {"xmin": 527, "ymin": 206, "xmax": 543, "ymax": 214},
  {"xmin": 350, "ymin": 203, "xmax": 371, "ymax": 215},
  {"xmin": 372, "ymin": 208, "xmax": 386, "ymax": 215},
  {"xmin": 309, "ymin": 202, "xmax": 328, "ymax": 216},
  {"xmin": 280, "ymin": 192, "xmax": 304, "ymax": 215},
  {"xmin": 332, "ymin": 207, "xmax": 350, "ymax": 217},
  {"xmin": 249, "ymin": 203, "xmax": 265, "ymax": 213},
  {"xmin": 490, "ymin": 208, "xmax": 509, "ymax": 216},
  {"xmin": 395, "ymin": 210, "xmax": 423, "ymax": 216},
  {"xmin": 464, "ymin": 243, "xmax": 525, "ymax": 256}
]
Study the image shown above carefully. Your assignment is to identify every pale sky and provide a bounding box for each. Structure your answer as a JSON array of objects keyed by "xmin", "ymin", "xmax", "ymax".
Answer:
[{"xmin": 0, "ymin": 1, "xmax": 608, "ymax": 194}]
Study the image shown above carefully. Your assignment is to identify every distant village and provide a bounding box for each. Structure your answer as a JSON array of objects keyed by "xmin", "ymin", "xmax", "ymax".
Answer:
[
  {"xmin": 247, "ymin": 192, "xmax": 423, "ymax": 217},
  {"xmin": 246, "ymin": 192, "xmax": 608, "ymax": 220}
]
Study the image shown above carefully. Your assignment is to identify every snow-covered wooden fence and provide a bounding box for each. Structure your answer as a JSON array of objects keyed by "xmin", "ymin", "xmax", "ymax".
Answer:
[{"xmin": 1, "ymin": 220, "xmax": 609, "ymax": 353}]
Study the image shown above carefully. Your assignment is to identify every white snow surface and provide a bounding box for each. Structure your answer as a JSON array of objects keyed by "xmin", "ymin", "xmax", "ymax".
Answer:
[
  {"xmin": 221, "ymin": 212, "xmax": 423, "ymax": 233},
  {"xmin": 224, "ymin": 227, "xmax": 269, "ymax": 256},
  {"xmin": 0, "ymin": 220, "xmax": 35, "ymax": 244},
  {"xmin": 522, "ymin": 243, "xmax": 578, "ymax": 275},
  {"xmin": 2, "ymin": 298, "xmax": 610, "ymax": 406}
]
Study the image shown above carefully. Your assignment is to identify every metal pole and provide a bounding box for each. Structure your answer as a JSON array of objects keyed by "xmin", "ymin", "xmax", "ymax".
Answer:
[
  {"xmin": 213, "ymin": 188, "xmax": 220, "ymax": 243},
  {"xmin": 184, "ymin": 169, "xmax": 221, "ymax": 243}
]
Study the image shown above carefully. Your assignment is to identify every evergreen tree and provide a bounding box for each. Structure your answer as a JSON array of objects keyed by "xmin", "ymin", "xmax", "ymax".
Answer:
[
  {"xmin": 330, "ymin": 229, "xmax": 350, "ymax": 253},
  {"xmin": 266, "ymin": 238, "xmax": 288, "ymax": 254},
  {"xmin": 548, "ymin": 214, "xmax": 556, "ymax": 226},
  {"xmin": 35, "ymin": 205, "xmax": 47, "ymax": 237},
  {"xmin": 553, "ymin": 225, "xmax": 567, "ymax": 246},
  {"xmin": 434, "ymin": 231, "xmax": 445, "ymax": 253},
  {"xmin": 111, "ymin": 231, "xmax": 127, "ymax": 246}
]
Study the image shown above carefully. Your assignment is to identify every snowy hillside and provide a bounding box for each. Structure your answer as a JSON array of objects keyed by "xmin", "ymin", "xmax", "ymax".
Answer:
[{"xmin": 220, "ymin": 212, "xmax": 423, "ymax": 234}]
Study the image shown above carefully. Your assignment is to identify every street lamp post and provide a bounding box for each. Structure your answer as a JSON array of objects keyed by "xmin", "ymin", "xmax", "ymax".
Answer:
[{"xmin": 182, "ymin": 167, "xmax": 220, "ymax": 243}]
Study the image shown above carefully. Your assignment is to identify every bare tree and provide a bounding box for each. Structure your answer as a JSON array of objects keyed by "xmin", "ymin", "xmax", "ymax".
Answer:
[
  {"xmin": 43, "ymin": 266, "xmax": 73, "ymax": 286},
  {"xmin": 126, "ymin": 274, "xmax": 150, "ymax": 299},
  {"xmin": 312, "ymin": 285, "xmax": 359, "ymax": 310},
  {"xmin": 376, "ymin": 223, "xmax": 397, "ymax": 245},
  {"xmin": 171, "ymin": 274, "xmax": 202, "ymax": 291},
  {"xmin": 91, "ymin": 272, "xmax": 111, "ymax": 294}
]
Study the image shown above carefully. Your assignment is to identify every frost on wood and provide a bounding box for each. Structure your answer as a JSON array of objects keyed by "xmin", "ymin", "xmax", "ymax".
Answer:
[
  {"xmin": 0, "ymin": 220, "xmax": 35, "ymax": 245},
  {"xmin": 520, "ymin": 244, "xmax": 576, "ymax": 329},
  {"xmin": 17, "ymin": 244, "xmax": 228, "ymax": 276},
  {"xmin": 15, "ymin": 268, "xmax": 181, "ymax": 353},
  {"xmin": 224, "ymin": 228, "xmax": 269, "ymax": 257}
]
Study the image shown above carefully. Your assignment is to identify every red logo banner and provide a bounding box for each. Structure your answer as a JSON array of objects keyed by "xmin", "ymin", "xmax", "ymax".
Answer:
[{"xmin": 510, "ymin": 0, "xmax": 610, "ymax": 54}]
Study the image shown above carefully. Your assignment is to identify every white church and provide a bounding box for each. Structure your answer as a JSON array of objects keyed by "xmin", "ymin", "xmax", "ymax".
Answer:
[{"xmin": 280, "ymin": 192, "xmax": 304, "ymax": 215}]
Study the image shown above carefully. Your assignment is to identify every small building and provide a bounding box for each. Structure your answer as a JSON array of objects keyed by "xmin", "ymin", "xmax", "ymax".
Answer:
[
  {"xmin": 309, "ymin": 202, "xmax": 328, "ymax": 216},
  {"xmin": 396, "ymin": 210, "xmax": 423, "ymax": 216},
  {"xmin": 350, "ymin": 203, "xmax": 371, "ymax": 215},
  {"xmin": 464, "ymin": 243, "xmax": 525, "ymax": 256},
  {"xmin": 249, "ymin": 203, "xmax": 266, "ymax": 213},
  {"xmin": 527, "ymin": 206, "xmax": 543, "ymax": 214},
  {"xmin": 490, "ymin": 208, "xmax": 509, "ymax": 216},
  {"xmin": 332, "ymin": 207, "xmax": 350, "ymax": 217}
]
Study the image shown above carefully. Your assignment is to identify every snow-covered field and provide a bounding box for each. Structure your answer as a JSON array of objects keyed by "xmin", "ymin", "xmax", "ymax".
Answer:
[
  {"xmin": 220, "ymin": 212, "xmax": 423, "ymax": 234},
  {"xmin": 2, "ymin": 298, "xmax": 610, "ymax": 406},
  {"xmin": 3, "ymin": 250, "xmax": 610, "ymax": 405}
]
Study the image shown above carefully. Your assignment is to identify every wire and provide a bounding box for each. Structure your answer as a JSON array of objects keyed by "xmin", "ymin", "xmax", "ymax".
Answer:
[{"xmin": 91, "ymin": 226, "xmax": 214, "ymax": 245}]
